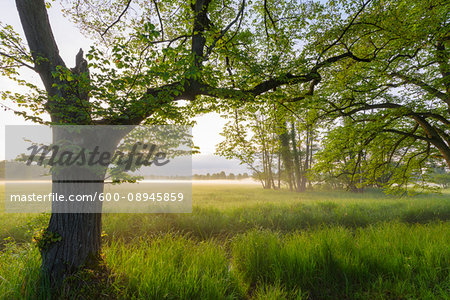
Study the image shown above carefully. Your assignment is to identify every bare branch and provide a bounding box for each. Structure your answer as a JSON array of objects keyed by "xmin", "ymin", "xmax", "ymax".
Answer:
[
  {"xmin": 153, "ymin": 0, "xmax": 164, "ymax": 41},
  {"xmin": 264, "ymin": 0, "xmax": 276, "ymax": 28},
  {"xmin": 101, "ymin": 0, "xmax": 132, "ymax": 37}
]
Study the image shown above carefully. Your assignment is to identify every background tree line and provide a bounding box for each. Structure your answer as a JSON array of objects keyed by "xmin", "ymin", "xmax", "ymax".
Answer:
[{"xmin": 192, "ymin": 171, "xmax": 250, "ymax": 180}]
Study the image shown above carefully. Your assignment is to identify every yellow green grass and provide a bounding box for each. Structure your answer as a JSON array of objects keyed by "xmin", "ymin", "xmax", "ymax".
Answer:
[{"xmin": 0, "ymin": 184, "xmax": 449, "ymax": 299}]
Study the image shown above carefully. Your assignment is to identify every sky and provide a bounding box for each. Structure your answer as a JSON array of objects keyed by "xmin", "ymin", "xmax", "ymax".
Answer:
[{"xmin": 0, "ymin": 1, "xmax": 249, "ymax": 174}]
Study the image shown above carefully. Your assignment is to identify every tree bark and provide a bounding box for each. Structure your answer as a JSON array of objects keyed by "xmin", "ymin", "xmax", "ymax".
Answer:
[
  {"xmin": 300, "ymin": 127, "xmax": 310, "ymax": 192},
  {"xmin": 39, "ymin": 126, "xmax": 127, "ymax": 287},
  {"xmin": 42, "ymin": 203, "xmax": 103, "ymax": 286},
  {"xmin": 290, "ymin": 122, "xmax": 302, "ymax": 192}
]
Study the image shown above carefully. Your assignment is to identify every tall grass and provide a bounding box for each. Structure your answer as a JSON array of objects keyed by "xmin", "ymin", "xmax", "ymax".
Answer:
[
  {"xmin": 0, "ymin": 185, "xmax": 449, "ymax": 299},
  {"xmin": 2, "ymin": 223, "xmax": 447, "ymax": 299},
  {"xmin": 102, "ymin": 188, "xmax": 450, "ymax": 241},
  {"xmin": 105, "ymin": 234, "xmax": 244, "ymax": 299},
  {"xmin": 2, "ymin": 185, "xmax": 449, "ymax": 243},
  {"xmin": 0, "ymin": 240, "xmax": 45, "ymax": 299},
  {"xmin": 232, "ymin": 222, "xmax": 450, "ymax": 299}
]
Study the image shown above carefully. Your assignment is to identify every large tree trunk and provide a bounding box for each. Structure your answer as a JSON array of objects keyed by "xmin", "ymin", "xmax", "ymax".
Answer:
[
  {"xmin": 42, "ymin": 206, "xmax": 103, "ymax": 286},
  {"xmin": 39, "ymin": 126, "xmax": 127, "ymax": 287},
  {"xmin": 15, "ymin": 0, "xmax": 125, "ymax": 283}
]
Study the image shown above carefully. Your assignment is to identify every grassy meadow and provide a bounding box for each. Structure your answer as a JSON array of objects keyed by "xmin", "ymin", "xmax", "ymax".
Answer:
[{"xmin": 0, "ymin": 183, "xmax": 449, "ymax": 299}]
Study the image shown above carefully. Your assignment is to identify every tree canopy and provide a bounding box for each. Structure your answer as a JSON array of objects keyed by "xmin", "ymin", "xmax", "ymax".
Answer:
[{"xmin": 1, "ymin": 0, "xmax": 380, "ymax": 126}]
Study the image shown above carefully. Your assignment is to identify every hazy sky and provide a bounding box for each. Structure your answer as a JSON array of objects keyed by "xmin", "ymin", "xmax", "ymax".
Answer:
[{"xmin": 0, "ymin": 1, "xmax": 248, "ymax": 174}]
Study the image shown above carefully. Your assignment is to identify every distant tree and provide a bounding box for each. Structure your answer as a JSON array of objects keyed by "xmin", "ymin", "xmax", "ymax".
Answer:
[
  {"xmin": 219, "ymin": 100, "xmax": 320, "ymax": 191},
  {"xmin": 217, "ymin": 105, "xmax": 279, "ymax": 188},
  {"xmin": 429, "ymin": 167, "xmax": 450, "ymax": 189},
  {"xmin": 0, "ymin": 160, "xmax": 4, "ymax": 179}
]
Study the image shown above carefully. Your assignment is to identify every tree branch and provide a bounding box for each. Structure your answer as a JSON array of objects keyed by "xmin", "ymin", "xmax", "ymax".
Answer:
[
  {"xmin": 390, "ymin": 71, "xmax": 449, "ymax": 106},
  {"xmin": 382, "ymin": 129, "xmax": 429, "ymax": 142},
  {"xmin": 191, "ymin": 0, "xmax": 212, "ymax": 68},
  {"xmin": 203, "ymin": 0, "xmax": 245, "ymax": 61},
  {"xmin": 101, "ymin": 0, "xmax": 132, "ymax": 37},
  {"xmin": 152, "ymin": 0, "xmax": 164, "ymax": 41},
  {"xmin": 0, "ymin": 51, "xmax": 36, "ymax": 71},
  {"xmin": 15, "ymin": 0, "xmax": 66, "ymax": 92},
  {"xmin": 317, "ymin": 0, "xmax": 372, "ymax": 62}
]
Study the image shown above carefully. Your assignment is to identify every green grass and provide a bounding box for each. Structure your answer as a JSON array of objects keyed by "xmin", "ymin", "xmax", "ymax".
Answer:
[
  {"xmin": 0, "ymin": 184, "xmax": 449, "ymax": 299},
  {"xmin": 102, "ymin": 185, "xmax": 450, "ymax": 241},
  {"xmin": 105, "ymin": 235, "xmax": 243, "ymax": 299},
  {"xmin": 0, "ymin": 240, "xmax": 43, "ymax": 299},
  {"xmin": 232, "ymin": 222, "xmax": 449, "ymax": 299}
]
